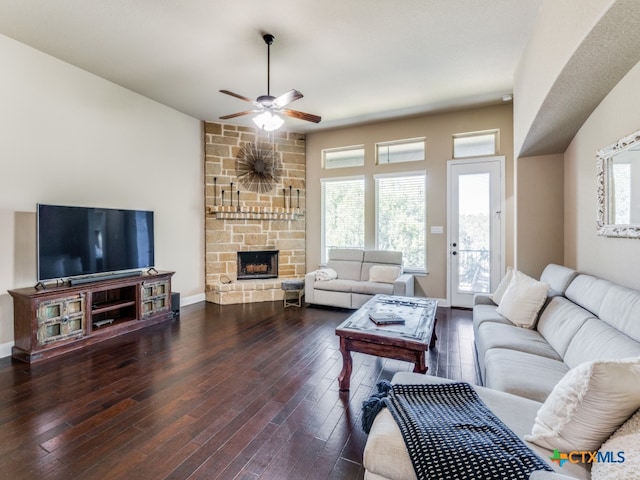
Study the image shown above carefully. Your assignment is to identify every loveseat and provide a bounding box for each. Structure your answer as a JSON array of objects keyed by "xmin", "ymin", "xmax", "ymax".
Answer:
[
  {"xmin": 305, "ymin": 249, "xmax": 414, "ymax": 309},
  {"xmin": 363, "ymin": 265, "xmax": 640, "ymax": 480}
]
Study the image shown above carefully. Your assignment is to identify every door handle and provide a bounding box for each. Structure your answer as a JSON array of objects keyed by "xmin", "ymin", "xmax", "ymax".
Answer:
[{"xmin": 452, "ymin": 251, "xmax": 457, "ymax": 255}]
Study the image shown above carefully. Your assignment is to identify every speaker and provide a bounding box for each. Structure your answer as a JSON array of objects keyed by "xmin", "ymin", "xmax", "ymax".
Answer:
[{"xmin": 171, "ymin": 292, "xmax": 180, "ymax": 316}]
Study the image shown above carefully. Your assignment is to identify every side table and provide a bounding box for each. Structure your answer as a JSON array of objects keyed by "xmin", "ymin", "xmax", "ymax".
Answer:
[{"xmin": 281, "ymin": 279, "xmax": 305, "ymax": 308}]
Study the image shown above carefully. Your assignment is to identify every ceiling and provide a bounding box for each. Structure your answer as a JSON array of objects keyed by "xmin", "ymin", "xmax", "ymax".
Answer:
[{"xmin": 0, "ymin": 0, "xmax": 543, "ymax": 132}]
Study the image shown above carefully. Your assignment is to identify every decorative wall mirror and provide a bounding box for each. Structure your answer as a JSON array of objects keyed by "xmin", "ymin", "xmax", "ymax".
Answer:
[{"xmin": 596, "ymin": 129, "xmax": 640, "ymax": 238}]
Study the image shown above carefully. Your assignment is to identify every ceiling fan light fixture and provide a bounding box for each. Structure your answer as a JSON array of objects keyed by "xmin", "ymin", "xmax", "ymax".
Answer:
[{"xmin": 253, "ymin": 111, "xmax": 284, "ymax": 131}]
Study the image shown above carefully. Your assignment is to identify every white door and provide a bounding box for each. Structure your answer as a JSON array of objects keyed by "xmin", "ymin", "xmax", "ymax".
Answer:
[{"xmin": 448, "ymin": 158, "xmax": 504, "ymax": 307}]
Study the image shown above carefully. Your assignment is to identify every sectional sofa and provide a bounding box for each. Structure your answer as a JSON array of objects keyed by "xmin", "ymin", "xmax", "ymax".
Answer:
[
  {"xmin": 305, "ymin": 249, "xmax": 414, "ymax": 309},
  {"xmin": 363, "ymin": 264, "xmax": 640, "ymax": 480}
]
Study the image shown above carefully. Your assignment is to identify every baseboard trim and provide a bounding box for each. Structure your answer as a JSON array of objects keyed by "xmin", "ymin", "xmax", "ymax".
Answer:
[
  {"xmin": 181, "ymin": 293, "xmax": 205, "ymax": 306},
  {"xmin": 0, "ymin": 341, "xmax": 14, "ymax": 359}
]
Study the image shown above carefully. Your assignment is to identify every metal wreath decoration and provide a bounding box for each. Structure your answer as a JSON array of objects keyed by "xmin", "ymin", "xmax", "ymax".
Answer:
[{"xmin": 236, "ymin": 142, "xmax": 281, "ymax": 193}]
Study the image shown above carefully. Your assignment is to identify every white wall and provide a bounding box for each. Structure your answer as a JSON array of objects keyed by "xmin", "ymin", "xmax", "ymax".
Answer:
[
  {"xmin": 0, "ymin": 34, "xmax": 205, "ymax": 352},
  {"xmin": 564, "ymin": 60, "xmax": 640, "ymax": 289}
]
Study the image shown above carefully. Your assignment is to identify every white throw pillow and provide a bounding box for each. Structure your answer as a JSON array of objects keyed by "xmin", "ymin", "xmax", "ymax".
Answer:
[
  {"xmin": 591, "ymin": 408, "xmax": 640, "ymax": 480},
  {"xmin": 315, "ymin": 268, "xmax": 338, "ymax": 281},
  {"xmin": 525, "ymin": 357, "xmax": 640, "ymax": 452},
  {"xmin": 491, "ymin": 266, "xmax": 513, "ymax": 305},
  {"xmin": 369, "ymin": 265, "xmax": 402, "ymax": 284},
  {"xmin": 496, "ymin": 270, "xmax": 549, "ymax": 328}
]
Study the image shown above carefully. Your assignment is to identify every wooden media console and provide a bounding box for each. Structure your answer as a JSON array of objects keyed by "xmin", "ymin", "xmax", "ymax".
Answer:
[{"xmin": 8, "ymin": 270, "xmax": 174, "ymax": 363}]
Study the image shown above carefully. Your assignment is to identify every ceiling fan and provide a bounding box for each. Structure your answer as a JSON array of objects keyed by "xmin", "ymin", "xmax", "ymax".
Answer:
[{"xmin": 219, "ymin": 33, "xmax": 321, "ymax": 131}]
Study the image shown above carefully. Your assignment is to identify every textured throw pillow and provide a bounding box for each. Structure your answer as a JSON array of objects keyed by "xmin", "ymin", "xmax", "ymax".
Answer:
[
  {"xmin": 496, "ymin": 270, "xmax": 549, "ymax": 328},
  {"xmin": 591, "ymin": 408, "xmax": 640, "ymax": 480},
  {"xmin": 491, "ymin": 266, "xmax": 514, "ymax": 305},
  {"xmin": 525, "ymin": 357, "xmax": 640, "ymax": 452},
  {"xmin": 315, "ymin": 268, "xmax": 338, "ymax": 281},
  {"xmin": 369, "ymin": 265, "xmax": 402, "ymax": 284}
]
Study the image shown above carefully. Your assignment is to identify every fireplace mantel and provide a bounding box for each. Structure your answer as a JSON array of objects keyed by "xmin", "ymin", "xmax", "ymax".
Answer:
[{"xmin": 207, "ymin": 206, "xmax": 304, "ymax": 221}]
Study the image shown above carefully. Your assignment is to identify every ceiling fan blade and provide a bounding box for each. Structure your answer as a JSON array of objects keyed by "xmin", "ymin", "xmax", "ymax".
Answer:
[
  {"xmin": 282, "ymin": 109, "xmax": 322, "ymax": 124},
  {"xmin": 273, "ymin": 89, "xmax": 303, "ymax": 108},
  {"xmin": 219, "ymin": 90, "xmax": 254, "ymax": 103},
  {"xmin": 219, "ymin": 110, "xmax": 257, "ymax": 120}
]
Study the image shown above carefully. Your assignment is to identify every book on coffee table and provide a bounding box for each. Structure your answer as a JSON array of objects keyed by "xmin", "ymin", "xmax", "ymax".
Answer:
[{"xmin": 369, "ymin": 312, "xmax": 406, "ymax": 325}]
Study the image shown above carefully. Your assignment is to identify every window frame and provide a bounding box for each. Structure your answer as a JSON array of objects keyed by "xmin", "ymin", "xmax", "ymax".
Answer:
[
  {"xmin": 374, "ymin": 171, "xmax": 427, "ymax": 273},
  {"xmin": 376, "ymin": 137, "xmax": 426, "ymax": 165},
  {"xmin": 452, "ymin": 130, "xmax": 499, "ymax": 159},
  {"xmin": 322, "ymin": 145, "xmax": 365, "ymax": 169},
  {"xmin": 320, "ymin": 175, "xmax": 366, "ymax": 263}
]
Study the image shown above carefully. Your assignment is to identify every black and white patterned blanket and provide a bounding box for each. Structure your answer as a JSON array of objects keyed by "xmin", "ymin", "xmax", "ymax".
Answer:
[{"xmin": 364, "ymin": 382, "xmax": 553, "ymax": 480}]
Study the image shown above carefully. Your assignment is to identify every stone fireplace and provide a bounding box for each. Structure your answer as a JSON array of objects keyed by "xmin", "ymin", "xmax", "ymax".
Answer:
[
  {"xmin": 237, "ymin": 250, "xmax": 279, "ymax": 280},
  {"xmin": 204, "ymin": 122, "xmax": 306, "ymax": 305}
]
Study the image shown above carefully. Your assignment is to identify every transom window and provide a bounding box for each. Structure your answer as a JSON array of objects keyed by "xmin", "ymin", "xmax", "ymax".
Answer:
[
  {"xmin": 322, "ymin": 145, "xmax": 365, "ymax": 169},
  {"xmin": 376, "ymin": 138, "xmax": 425, "ymax": 164},
  {"xmin": 453, "ymin": 130, "xmax": 499, "ymax": 158}
]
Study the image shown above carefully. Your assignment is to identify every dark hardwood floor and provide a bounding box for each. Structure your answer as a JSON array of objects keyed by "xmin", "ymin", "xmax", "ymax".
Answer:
[{"xmin": 0, "ymin": 301, "xmax": 478, "ymax": 480}]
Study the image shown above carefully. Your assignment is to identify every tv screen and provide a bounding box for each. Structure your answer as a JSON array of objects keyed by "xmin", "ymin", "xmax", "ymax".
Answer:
[{"xmin": 37, "ymin": 204, "xmax": 155, "ymax": 281}]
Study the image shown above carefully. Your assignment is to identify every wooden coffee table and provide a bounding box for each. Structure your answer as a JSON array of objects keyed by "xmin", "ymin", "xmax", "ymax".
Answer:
[{"xmin": 335, "ymin": 295, "xmax": 438, "ymax": 391}]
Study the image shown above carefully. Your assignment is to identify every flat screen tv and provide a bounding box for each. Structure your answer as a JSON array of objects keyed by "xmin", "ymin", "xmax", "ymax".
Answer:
[{"xmin": 37, "ymin": 204, "xmax": 155, "ymax": 281}]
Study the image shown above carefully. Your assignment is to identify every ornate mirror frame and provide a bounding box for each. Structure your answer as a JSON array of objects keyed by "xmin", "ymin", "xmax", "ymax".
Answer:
[{"xmin": 596, "ymin": 129, "xmax": 640, "ymax": 238}]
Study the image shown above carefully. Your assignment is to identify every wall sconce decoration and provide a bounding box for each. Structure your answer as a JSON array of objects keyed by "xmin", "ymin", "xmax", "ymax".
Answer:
[{"xmin": 236, "ymin": 142, "xmax": 282, "ymax": 193}]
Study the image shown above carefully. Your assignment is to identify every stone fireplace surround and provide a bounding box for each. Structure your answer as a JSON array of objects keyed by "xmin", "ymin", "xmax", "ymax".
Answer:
[{"xmin": 204, "ymin": 122, "xmax": 306, "ymax": 305}]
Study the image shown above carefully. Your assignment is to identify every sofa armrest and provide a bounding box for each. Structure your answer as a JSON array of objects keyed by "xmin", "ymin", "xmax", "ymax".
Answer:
[
  {"xmin": 304, "ymin": 271, "xmax": 317, "ymax": 303},
  {"xmin": 393, "ymin": 273, "xmax": 414, "ymax": 297},
  {"xmin": 473, "ymin": 293, "xmax": 497, "ymax": 306}
]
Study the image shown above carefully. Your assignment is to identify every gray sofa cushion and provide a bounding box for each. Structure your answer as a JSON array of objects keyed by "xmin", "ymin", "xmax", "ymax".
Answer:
[
  {"xmin": 361, "ymin": 250, "xmax": 403, "ymax": 281},
  {"xmin": 326, "ymin": 248, "xmax": 365, "ymax": 281},
  {"xmin": 363, "ymin": 249, "xmax": 403, "ymax": 264},
  {"xmin": 536, "ymin": 296, "xmax": 595, "ymax": 357},
  {"xmin": 484, "ymin": 348, "xmax": 569, "ymax": 402},
  {"xmin": 565, "ymin": 274, "xmax": 614, "ymax": 316},
  {"xmin": 563, "ymin": 318, "xmax": 640, "ymax": 368},
  {"xmin": 539, "ymin": 264, "xmax": 578, "ymax": 294},
  {"xmin": 326, "ymin": 259, "xmax": 362, "ymax": 281},
  {"xmin": 472, "ymin": 303, "xmax": 512, "ymax": 340},
  {"xmin": 313, "ymin": 278, "xmax": 359, "ymax": 292},
  {"xmin": 351, "ymin": 281, "xmax": 394, "ymax": 296},
  {"xmin": 599, "ymin": 285, "xmax": 640, "ymax": 342},
  {"xmin": 477, "ymin": 323, "xmax": 562, "ymax": 361}
]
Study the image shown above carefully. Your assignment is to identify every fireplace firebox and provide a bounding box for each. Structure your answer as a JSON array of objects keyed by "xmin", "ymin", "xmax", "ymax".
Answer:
[{"xmin": 237, "ymin": 250, "xmax": 279, "ymax": 280}]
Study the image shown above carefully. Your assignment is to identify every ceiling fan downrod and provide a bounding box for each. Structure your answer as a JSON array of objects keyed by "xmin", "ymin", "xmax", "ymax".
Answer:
[{"xmin": 263, "ymin": 34, "xmax": 275, "ymax": 98}]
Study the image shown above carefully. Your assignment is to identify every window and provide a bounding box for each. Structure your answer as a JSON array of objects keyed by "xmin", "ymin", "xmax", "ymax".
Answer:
[
  {"xmin": 321, "ymin": 177, "xmax": 365, "ymax": 262},
  {"xmin": 453, "ymin": 130, "xmax": 499, "ymax": 158},
  {"xmin": 375, "ymin": 173, "xmax": 426, "ymax": 271},
  {"xmin": 376, "ymin": 138, "xmax": 425, "ymax": 164},
  {"xmin": 323, "ymin": 146, "xmax": 365, "ymax": 169}
]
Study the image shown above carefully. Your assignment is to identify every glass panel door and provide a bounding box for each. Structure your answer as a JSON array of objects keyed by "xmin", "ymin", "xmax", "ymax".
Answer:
[{"xmin": 448, "ymin": 158, "xmax": 503, "ymax": 307}]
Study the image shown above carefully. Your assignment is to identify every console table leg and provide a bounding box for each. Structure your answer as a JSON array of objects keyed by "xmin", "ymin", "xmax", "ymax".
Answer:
[{"xmin": 338, "ymin": 337, "xmax": 352, "ymax": 391}]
